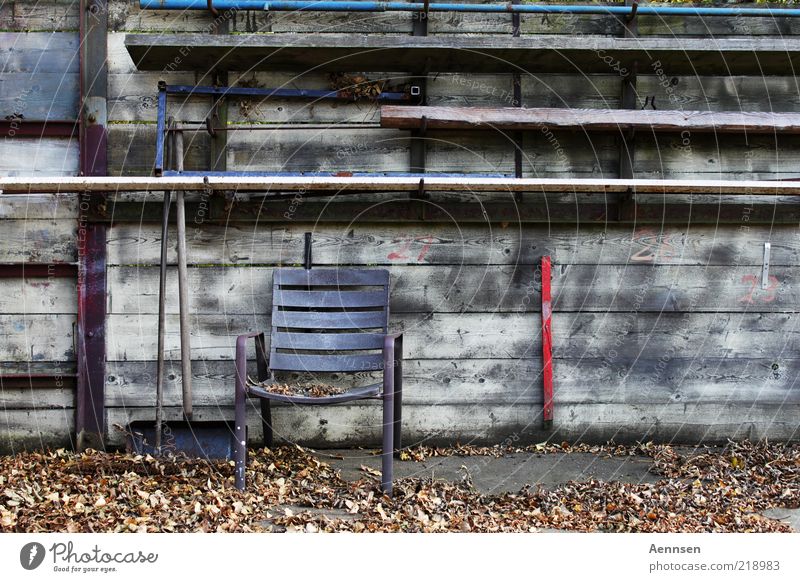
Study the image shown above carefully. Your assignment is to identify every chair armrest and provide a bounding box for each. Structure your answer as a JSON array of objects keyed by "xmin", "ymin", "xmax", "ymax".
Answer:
[
  {"xmin": 235, "ymin": 332, "xmax": 270, "ymax": 385},
  {"xmin": 383, "ymin": 332, "xmax": 404, "ymax": 359}
]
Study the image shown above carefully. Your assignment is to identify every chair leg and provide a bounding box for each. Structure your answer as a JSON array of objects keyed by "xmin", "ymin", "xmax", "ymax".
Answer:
[
  {"xmin": 393, "ymin": 358, "xmax": 403, "ymax": 458},
  {"xmin": 260, "ymin": 399, "xmax": 273, "ymax": 448},
  {"xmin": 382, "ymin": 385, "xmax": 394, "ymax": 496},
  {"xmin": 234, "ymin": 347, "xmax": 248, "ymax": 491}
]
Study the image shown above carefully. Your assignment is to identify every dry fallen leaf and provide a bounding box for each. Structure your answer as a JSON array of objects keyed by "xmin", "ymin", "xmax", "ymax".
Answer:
[{"xmin": 0, "ymin": 440, "xmax": 795, "ymax": 533}]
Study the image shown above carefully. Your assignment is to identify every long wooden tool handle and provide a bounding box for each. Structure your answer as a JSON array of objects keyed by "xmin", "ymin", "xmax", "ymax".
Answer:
[
  {"xmin": 154, "ymin": 189, "xmax": 171, "ymax": 451},
  {"xmin": 541, "ymin": 256, "xmax": 554, "ymax": 430},
  {"xmin": 174, "ymin": 128, "xmax": 193, "ymax": 420}
]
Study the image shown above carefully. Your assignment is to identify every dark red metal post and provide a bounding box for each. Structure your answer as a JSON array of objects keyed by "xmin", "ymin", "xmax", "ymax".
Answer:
[
  {"xmin": 76, "ymin": 0, "xmax": 108, "ymax": 450},
  {"xmin": 541, "ymin": 256, "xmax": 554, "ymax": 429}
]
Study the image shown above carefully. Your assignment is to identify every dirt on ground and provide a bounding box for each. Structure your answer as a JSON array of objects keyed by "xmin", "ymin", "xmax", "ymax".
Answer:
[{"xmin": 0, "ymin": 440, "xmax": 797, "ymax": 533}]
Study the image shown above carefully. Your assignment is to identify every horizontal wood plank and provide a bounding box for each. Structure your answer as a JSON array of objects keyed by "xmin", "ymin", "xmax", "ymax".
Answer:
[
  {"xmin": 0, "ymin": 32, "xmax": 78, "ymax": 73},
  {"xmin": 106, "ymin": 312, "xmax": 800, "ymax": 362},
  {"xmin": 125, "ymin": 34, "xmax": 800, "ymax": 76},
  {"xmin": 106, "ymin": 264, "xmax": 800, "ymax": 314},
  {"xmin": 0, "ymin": 219, "xmax": 76, "ymax": 262},
  {"xmin": 0, "ymin": 314, "xmax": 75, "ymax": 362},
  {"xmin": 106, "ymin": 223, "xmax": 800, "ymax": 267},
  {"xmin": 99, "ymin": 402, "xmax": 800, "ymax": 448},
  {"xmin": 0, "ymin": 138, "xmax": 78, "ymax": 176},
  {"xmin": 0, "ymin": 408, "xmax": 74, "ymax": 453},
  {"xmin": 381, "ymin": 106, "xmax": 800, "ymax": 133},
  {"xmin": 0, "ymin": 278, "xmax": 76, "ymax": 314},
  {"xmin": 106, "ymin": 357, "xmax": 800, "ymax": 408}
]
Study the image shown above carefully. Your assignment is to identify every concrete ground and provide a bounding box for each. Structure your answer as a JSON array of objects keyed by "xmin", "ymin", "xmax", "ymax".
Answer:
[
  {"xmin": 760, "ymin": 508, "xmax": 800, "ymax": 531},
  {"xmin": 260, "ymin": 449, "xmax": 799, "ymax": 531},
  {"xmin": 321, "ymin": 449, "xmax": 659, "ymax": 493}
]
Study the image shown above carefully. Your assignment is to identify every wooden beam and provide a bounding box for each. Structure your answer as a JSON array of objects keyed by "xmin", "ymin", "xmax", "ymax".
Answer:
[
  {"xmin": 91, "ymin": 199, "xmax": 800, "ymax": 225},
  {"xmin": 77, "ymin": 0, "xmax": 108, "ymax": 452},
  {"xmin": 124, "ymin": 33, "xmax": 800, "ymax": 75},
  {"xmin": 380, "ymin": 106, "xmax": 800, "ymax": 134},
  {"xmin": 4, "ymin": 175, "xmax": 800, "ymax": 195}
]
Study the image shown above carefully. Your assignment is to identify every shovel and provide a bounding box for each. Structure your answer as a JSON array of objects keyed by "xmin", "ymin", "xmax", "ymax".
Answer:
[{"xmin": 127, "ymin": 120, "xmax": 235, "ymax": 459}]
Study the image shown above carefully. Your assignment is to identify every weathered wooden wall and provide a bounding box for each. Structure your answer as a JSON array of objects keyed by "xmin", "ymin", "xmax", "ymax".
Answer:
[{"xmin": 2, "ymin": 1, "xmax": 800, "ymax": 451}]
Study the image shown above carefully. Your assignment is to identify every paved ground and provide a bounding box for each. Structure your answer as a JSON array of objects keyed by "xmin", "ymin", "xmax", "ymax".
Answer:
[
  {"xmin": 321, "ymin": 449, "xmax": 659, "ymax": 493},
  {"xmin": 760, "ymin": 508, "xmax": 800, "ymax": 531},
  {"xmin": 260, "ymin": 448, "xmax": 799, "ymax": 532},
  {"xmin": 260, "ymin": 449, "xmax": 661, "ymax": 531}
]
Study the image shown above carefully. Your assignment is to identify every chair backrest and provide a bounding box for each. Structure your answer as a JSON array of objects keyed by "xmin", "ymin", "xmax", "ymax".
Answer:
[{"xmin": 269, "ymin": 268, "xmax": 390, "ymax": 373}]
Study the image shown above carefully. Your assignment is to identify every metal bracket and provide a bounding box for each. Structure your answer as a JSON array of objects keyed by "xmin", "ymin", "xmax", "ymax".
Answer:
[
  {"xmin": 205, "ymin": 114, "xmax": 217, "ymax": 136},
  {"xmin": 642, "ymin": 95, "xmax": 657, "ymax": 110},
  {"xmin": 413, "ymin": 0, "xmax": 430, "ymax": 35},
  {"xmin": 762, "ymin": 242, "xmax": 771, "ymax": 289},
  {"xmin": 207, "ymin": 0, "xmax": 219, "ymax": 17},
  {"xmin": 418, "ymin": 115, "xmax": 428, "ymax": 137},
  {"xmin": 625, "ymin": 1, "xmax": 639, "ymax": 22},
  {"xmin": 304, "ymin": 232, "xmax": 313, "ymax": 270}
]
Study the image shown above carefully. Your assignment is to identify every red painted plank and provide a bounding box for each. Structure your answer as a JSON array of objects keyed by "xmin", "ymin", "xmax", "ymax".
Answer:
[
  {"xmin": 541, "ymin": 256, "xmax": 554, "ymax": 429},
  {"xmin": 0, "ymin": 120, "xmax": 78, "ymax": 138},
  {"xmin": 0, "ymin": 263, "xmax": 77, "ymax": 278}
]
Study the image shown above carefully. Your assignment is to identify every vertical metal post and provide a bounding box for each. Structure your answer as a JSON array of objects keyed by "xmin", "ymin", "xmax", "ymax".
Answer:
[
  {"xmin": 541, "ymin": 256, "xmax": 554, "ymax": 429},
  {"xmin": 155, "ymin": 81, "xmax": 168, "ymax": 176},
  {"xmin": 173, "ymin": 126, "xmax": 194, "ymax": 420},
  {"xmin": 618, "ymin": 0, "xmax": 638, "ymax": 220},
  {"xmin": 512, "ymin": 0, "xmax": 523, "ymax": 188},
  {"xmin": 76, "ymin": 0, "xmax": 108, "ymax": 451},
  {"xmin": 410, "ymin": 3, "xmax": 429, "ymax": 179},
  {"xmin": 210, "ymin": 12, "xmax": 230, "ymax": 175}
]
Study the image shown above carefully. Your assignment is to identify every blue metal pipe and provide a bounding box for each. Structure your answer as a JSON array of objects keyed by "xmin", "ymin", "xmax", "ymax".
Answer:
[
  {"xmin": 166, "ymin": 84, "xmax": 410, "ymax": 102},
  {"xmin": 140, "ymin": 1, "xmax": 800, "ymax": 18}
]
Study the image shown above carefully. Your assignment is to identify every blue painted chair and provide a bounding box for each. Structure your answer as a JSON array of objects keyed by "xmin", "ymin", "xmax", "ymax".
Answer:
[{"xmin": 234, "ymin": 268, "xmax": 403, "ymax": 494}]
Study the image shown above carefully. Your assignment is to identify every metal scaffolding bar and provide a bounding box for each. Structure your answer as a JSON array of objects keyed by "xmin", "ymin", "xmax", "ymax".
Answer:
[{"xmin": 140, "ymin": 1, "xmax": 800, "ymax": 18}]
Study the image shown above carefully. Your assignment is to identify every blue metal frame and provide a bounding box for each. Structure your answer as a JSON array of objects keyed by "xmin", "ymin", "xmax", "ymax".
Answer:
[
  {"xmin": 167, "ymin": 84, "xmax": 411, "ymax": 101},
  {"xmin": 142, "ymin": 1, "xmax": 800, "ymax": 18},
  {"xmin": 155, "ymin": 82, "xmax": 414, "ymax": 176},
  {"xmin": 155, "ymin": 82, "xmax": 168, "ymax": 176}
]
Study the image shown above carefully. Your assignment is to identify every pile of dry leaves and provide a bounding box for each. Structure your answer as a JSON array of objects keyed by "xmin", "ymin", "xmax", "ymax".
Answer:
[
  {"xmin": 0, "ymin": 441, "xmax": 797, "ymax": 533},
  {"xmin": 328, "ymin": 73, "xmax": 386, "ymax": 100},
  {"xmin": 254, "ymin": 382, "xmax": 347, "ymax": 398}
]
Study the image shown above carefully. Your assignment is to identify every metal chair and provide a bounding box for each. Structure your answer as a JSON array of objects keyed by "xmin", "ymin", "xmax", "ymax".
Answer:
[{"xmin": 234, "ymin": 268, "xmax": 403, "ymax": 494}]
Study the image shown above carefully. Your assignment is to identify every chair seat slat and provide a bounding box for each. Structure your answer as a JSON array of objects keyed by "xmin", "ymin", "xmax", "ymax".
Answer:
[
  {"xmin": 275, "ymin": 290, "xmax": 386, "ymax": 308},
  {"xmin": 247, "ymin": 382, "xmax": 381, "ymax": 404},
  {"xmin": 272, "ymin": 310, "xmax": 387, "ymax": 330},
  {"xmin": 272, "ymin": 331, "xmax": 384, "ymax": 350},
  {"xmin": 274, "ymin": 268, "xmax": 389, "ymax": 286},
  {"xmin": 270, "ymin": 352, "xmax": 385, "ymax": 372}
]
